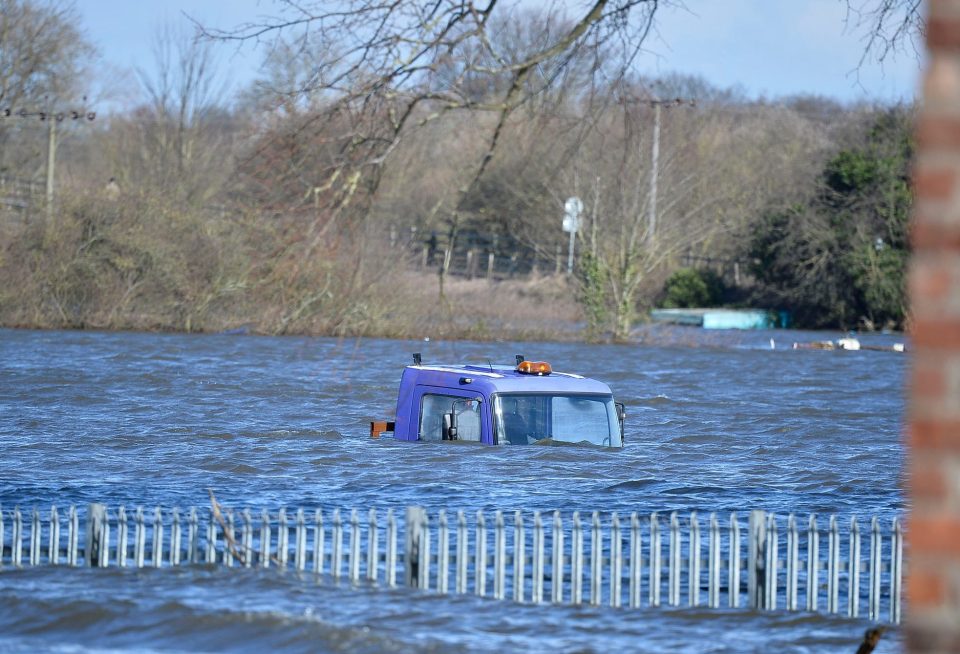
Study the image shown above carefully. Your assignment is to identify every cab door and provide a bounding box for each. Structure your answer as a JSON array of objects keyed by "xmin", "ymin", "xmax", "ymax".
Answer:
[{"xmin": 412, "ymin": 386, "xmax": 491, "ymax": 445}]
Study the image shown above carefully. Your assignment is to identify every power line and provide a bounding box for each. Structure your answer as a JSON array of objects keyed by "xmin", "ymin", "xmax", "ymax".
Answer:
[{"xmin": 1, "ymin": 106, "xmax": 96, "ymax": 218}]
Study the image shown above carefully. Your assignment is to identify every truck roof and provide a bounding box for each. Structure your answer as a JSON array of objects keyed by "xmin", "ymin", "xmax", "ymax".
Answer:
[{"xmin": 401, "ymin": 364, "xmax": 614, "ymax": 395}]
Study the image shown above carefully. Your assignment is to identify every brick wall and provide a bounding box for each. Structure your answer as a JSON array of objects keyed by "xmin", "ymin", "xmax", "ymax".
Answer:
[{"xmin": 909, "ymin": 0, "xmax": 960, "ymax": 649}]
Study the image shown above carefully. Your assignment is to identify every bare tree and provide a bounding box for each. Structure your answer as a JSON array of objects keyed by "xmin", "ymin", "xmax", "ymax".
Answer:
[
  {"xmin": 105, "ymin": 20, "xmax": 233, "ymax": 205},
  {"xmin": 202, "ymin": 0, "xmax": 665, "ymax": 301},
  {"xmin": 846, "ymin": 0, "xmax": 924, "ymax": 65},
  {"xmin": 0, "ymin": 0, "xmax": 95, "ymax": 173}
]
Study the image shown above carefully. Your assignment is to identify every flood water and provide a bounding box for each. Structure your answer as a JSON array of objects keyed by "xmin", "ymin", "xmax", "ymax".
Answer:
[{"xmin": 0, "ymin": 327, "xmax": 906, "ymax": 653}]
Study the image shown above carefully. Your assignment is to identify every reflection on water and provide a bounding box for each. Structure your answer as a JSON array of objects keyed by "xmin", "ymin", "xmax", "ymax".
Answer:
[{"xmin": 0, "ymin": 328, "xmax": 906, "ymax": 652}]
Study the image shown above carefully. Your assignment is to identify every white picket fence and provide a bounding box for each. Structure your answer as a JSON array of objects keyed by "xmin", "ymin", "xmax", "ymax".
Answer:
[{"xmin": 0, "ymin": 504, "xmax": 902, "ymax": 624}]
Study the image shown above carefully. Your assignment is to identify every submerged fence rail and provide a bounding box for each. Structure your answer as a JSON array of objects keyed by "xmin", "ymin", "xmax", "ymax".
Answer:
[{"xmin": 0, "ymin": 504, "xmax": 902, "ymax": 624}]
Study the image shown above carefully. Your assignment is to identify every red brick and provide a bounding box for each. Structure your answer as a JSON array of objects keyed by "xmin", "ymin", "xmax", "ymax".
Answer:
[
  {"xmin": 911, "ymin": 221, "xmax": 960, "ymax": 251},
  {"xmin": 928, "ymin": 16, "xmax": 960, "ymax": 51},
  {"xmin": 915, "ymin": 167, "xmax": 958, "ymax": 201},
  {"xmin": 909, "ymin": 462, "xmax": 948, "ymax": 500},
  {"xmin": 909, "ymin": 420, "xmax": 960, "ymax": 450},
  {"xmin": 909, "ymin": 515, "xmax": 960, "ymax": 553},
  {"xmin": 907, "ymin": 567, "xmax": 948, "ymax": 606},
  {"xmin": 917, "ymin": 115, "xmax": 960, "ymax": 150},
  {"xmin": 912, "ymin": 318, "xmax": 960, "ymax": 348},
  {"xmin": 910, "ymin": 264, "xmax": 953, "ymax": 302},
  {"xmin": 913, "ymin": 365, "xmax": 948, "ymax": 397}
]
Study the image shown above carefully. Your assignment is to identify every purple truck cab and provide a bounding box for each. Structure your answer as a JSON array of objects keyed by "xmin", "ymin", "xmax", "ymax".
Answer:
[{"xmin": 371, "ymin": 355, "xmax": 625, "ymax": 447}]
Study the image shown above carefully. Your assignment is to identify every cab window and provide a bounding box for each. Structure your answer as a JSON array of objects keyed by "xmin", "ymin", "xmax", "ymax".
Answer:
[{"xmin": 419, "ymin": 394, "xmax": 481, "ymax": 442}]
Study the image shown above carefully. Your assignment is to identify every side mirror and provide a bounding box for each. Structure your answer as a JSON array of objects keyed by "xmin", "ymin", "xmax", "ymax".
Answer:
[
  {"xmin": 443, "ymin": 412, "xmax": 458, "ymax": 440},
  {"xmin": 615, "ymin": 402, "xmax": 626, "ymax": 442}
]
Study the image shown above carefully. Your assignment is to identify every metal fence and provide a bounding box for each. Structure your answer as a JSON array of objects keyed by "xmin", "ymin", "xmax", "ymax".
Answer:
[
  {"xmin": 0, "ymin": 504, "xmax": 902, "ymax": 624},
  {"xmin": 0, "ymin": 175, "xmax": 42, "ymax": 211}
]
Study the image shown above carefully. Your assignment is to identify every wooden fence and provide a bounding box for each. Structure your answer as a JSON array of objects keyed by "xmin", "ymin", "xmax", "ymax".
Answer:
[{"xmin": 0, "ymin": 504, "xmax": 902, "ymax": 624}]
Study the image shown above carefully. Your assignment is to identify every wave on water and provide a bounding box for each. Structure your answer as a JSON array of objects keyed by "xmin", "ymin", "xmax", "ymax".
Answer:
[
  {"xmin": 0, "ymin": 566, "xmax": 902, "ymax": 654},
  {"xmin": 0, "ymin": 329, "xmax": 907, "ymax": 652},
  {"xmin": 604, "ymin": 478, "xmax": 659, "ymax": 491}
]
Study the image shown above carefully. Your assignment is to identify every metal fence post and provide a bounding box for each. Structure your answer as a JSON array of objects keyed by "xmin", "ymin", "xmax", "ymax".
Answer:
[
  {"xmin": 49, "ymin": 505, "xmax": 60, "ymax": 566},
  {"xmin": 552, "ymin": 511, "xmax": 564, "ymax": 604},
  {"xmin": 807, "ymin": 514, "xmax": 819, "ymax": 611},
  {"xmin": 747, "ymin": 510, "xmax": 766, "ymax": 609},
  {"xmin": 86, "ymin": 503, "xmax": 106, "ymax": 567},
  {"xmin": 438, "ymin": 510, "xmax": 449, "ymax": 593},
  {"xmin": 405, "ymin": 506, "xmax": 426, "ymax": 588},
  {"xmin": 513, "ymin": 511, "xmax": 525, "ymax": 603},
  {"xmin": 477, "ymin": 510, "xmax": 488, "ymax": 597},
  {"xmin": 668, "ymin": 511, "xmax": 680, "ymax": 606},
  {"xmin": 30, "ymin": 508, "xmax": 41, "ymax": 566},
  {"xmin": 729, "ymin": 512, "xmax": 740, "ymax": 608},
  {"xmin": 688, "ymin": 511, "xmax": 700, "ymax": 607}
]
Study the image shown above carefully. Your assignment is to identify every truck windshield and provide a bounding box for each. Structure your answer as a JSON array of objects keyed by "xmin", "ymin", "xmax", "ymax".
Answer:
[{"xmin": 493, "ymin": 393, "xmax": 622, "ymax": 447}]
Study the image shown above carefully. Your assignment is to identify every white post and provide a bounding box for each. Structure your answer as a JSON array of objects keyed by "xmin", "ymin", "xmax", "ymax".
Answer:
[
  {"xmin": 456, "ymin": 510, "xmax": 468, "ymax": 594},
  {"xmin": 278, "ymin": 508, "xmax": 289, "ymax": 568},
  {"xmin": 386, "ymin": 509, "xmax": 397, "ymax": 587},
  {"xmin": 610, "ymin": 513, "xmax": 622, "ymax": 608},
  {"xmin": 827, "ymin": 515, "xmax": 840, "ymax": 614},
  {"xmin": 295, "ymin": 508, "xmax": 307, "ymax": 571},
  {"xmin": 350, "ymin": 509, "xmax": 361, "ymax": 582},
  {"xmin": 571, "ymin": 512, "xmax": 583, "ymax": 605},
  {"xmin": 708, "ymin": 513, "xmax": 720, "ymax": 608},
  {"xmin": 688, "ymin": 511, "xmax": 700, "ymax": 607},
  {"xmin": 404, "ymin": 507, "xmax": 423, "ymax": 587},
  {"xmin": 848, "ymin": 517, "xmax": 861, "ymax": 618},
  {"xmin": 747, "ymin": 510, "xmax": 766, "ymax": 609},
  {"xmin": 30, "ymin": 508, "xmax": 41, "ymax": 566},
  {"xmin": 729, "ymin": 512, "xmax": 740, "ymax": 608},
  {"xmin": 591, "ymin": 512, "xmax": 603, "ymax": 606},
  {"xmin": 807, "ymin": 514, "xmax": 819, "ymax": 611},
  {"xmin": 418, "ymin": 512, "xmax": 431, "ymax": 590},
  {"xmin": 650, "ymin": 512, "xmax": 661, "ymax": 607},
  {"xmin": 476, "ymin": 510, "xmax": 487, "ymax": 597},
  {"xmin": 495, "ymin": 511, "xmax": 506, "ymax": 600},
  {"xmin": 891, "ymin": 518, "xmax": 902, "ymax": 624},
  {"xmin": 85, "ymin": 504, "xmax": 105, "ymax": 568},
  {"xmin": 552, "ymin": 511, "xmax": 564, "ymax": 604},
  {"xmin": 630, "ymin": 513, "xmax": 642, "ymax": 608},
  {"xmin": 668, "ymin": 511, "xmax": 680, "ymax": 606},
  {"xmin": 312, "ymin": 509, "xmax": 324, "ymax": 574},
  {"xmin": 869, "ymin": 517, "xmax": 881, "ymax": 621},
  {"xmin": 260, "ymin": 509, "xmax": 272, "ymax": 569},
  {"xmin": 153, "ymin": 508, "xmax": 164, "ymax": 568},
  {"xmin": 170, "ymin": 508, "xmax": 181, "ymax": 567},
  {"xmin": 786, "ymin": 514, "xmax": 798, "ymax": 610},
  {"xmin": 513, "ymin": 511, "xmax": 525, "ymax": 603},
  {"xmin": 438, "ymin": 510, "xmax": 449, "ymax": 593},
  {"xmin": 49, "ymin": 505, "xmax": 61, "ymax": 566},
  {"xmin": 532, "ymin": 511, "xmax": 544, "ymax": 603},
  {"xmin": 368, "ymin": 508, "xmax": 379, "ymax": 583}
]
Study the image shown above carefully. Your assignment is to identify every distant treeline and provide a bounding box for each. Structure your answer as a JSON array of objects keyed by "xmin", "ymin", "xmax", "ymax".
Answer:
[{"xmin": 0, "ymin": 1, "xmax": 912, "ymax": 339}]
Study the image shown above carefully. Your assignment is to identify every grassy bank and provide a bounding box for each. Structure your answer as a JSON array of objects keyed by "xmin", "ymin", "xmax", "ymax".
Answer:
[{"xmin": 0, "ymin": 198, "xmax": 582, "ymax": 341}]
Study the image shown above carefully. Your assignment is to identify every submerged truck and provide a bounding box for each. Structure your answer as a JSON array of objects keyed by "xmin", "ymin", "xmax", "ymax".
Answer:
[{"xmin": 371, "ymin": 355, "xmax": 624, "ymax": 447}]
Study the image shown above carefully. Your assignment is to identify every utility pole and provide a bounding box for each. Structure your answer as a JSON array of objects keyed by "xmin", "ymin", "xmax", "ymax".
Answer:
[
  {"xmin": 638, "ymin": 96, "xmax": 695, "ymax": 243},
  {"xmin": 46, "ymin": 117, "xmax": 56, "ymax": 221},
  {"xmin": 1, "ymin": 107, "xmax": 96, "ymax": 219},
  {"xmin": 649, "ymin": 101, "xmax": 661, "ymax": 240}
]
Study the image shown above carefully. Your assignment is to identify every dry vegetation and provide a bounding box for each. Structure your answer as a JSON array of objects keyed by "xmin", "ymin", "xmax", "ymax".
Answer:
[{"xmin": 0, "ymin": 0, "xmax": 918, "ymax": 340}]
